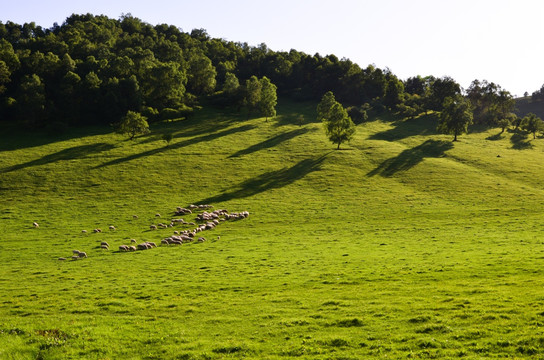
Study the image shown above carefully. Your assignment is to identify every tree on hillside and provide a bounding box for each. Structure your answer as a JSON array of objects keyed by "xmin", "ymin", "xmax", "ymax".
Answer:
[
  {"xmin": 437, "ymin": 95, "xmax": 473, "ymax": 142},
  {"xmin": 466, "ymin": 79, "xmax": 515, "ymax": 125},
  {"xmin": 259, "ymin": 76, "xmax": 277, "ymax": 121},
  {"xmin": 426, "ymin": 76, "xmax": 461, "ymax": 112},
  {"xmin": 521, "ymin": 113, "xmax": 544, "ymax": 139},
  {"xmin": 317, "ymin": 91, "xmax": 337, "ymax": 122},
  {"xmin": 244, "ymin": 75, "xmax": 261, "ymax": 118},
  {"xmin": 222, "ymin": 72, "xmax": 240, "ymax": 94},
  {"xmin": 117, "ymin": 110, "xmax": 149, "ymax": 140},
  {"xmin": 318, "ymin": 91, "xmax": 356, "ymax": 149}
]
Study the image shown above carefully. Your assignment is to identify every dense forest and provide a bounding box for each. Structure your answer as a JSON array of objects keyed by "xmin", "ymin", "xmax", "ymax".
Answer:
[{"xmin": 0, "ymin": 13, "xmax": 538, "ymax": 133}]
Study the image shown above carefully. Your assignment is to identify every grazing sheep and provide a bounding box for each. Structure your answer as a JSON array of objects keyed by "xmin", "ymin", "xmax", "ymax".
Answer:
[
  {"xmin": 109, "ymin": 225, "xmax": 116, "ymax": 231},
  {"xmin": 155, "ymin": 213, "xmax": 161, "ymax": 218},
  {"xmin": 128, "ymin": 246, "xmax": 137, "ymax": 251},
  {"xmin": 71, "ymin": 255, "xmax": 79, "ymax": 260},
  {"xmin": 137, "ymin": 243, "xmax": 150, "ymax": 250},
  {"xmin": 197, "ymin": 237, "xmax": 206, "ymax": 242},
  {"xmin": 130, "ymin": 239, "xmax": 137, "ymax": 244},
  {"xmin": 58, "ymin": 257, "xmax": 67, "ymax": 261},
  {"xmin": 78, "ymin": 251, "xmax": 87, "ymax": 258},
  {"xmin": 93, "ymin": 228, "xmax": 102, "ymax": 233},
  {"xmin": 146, "ymin": 242, "xmax": 157, "ymax": 248},
  {"xmin": 81, "ymin": 230, "xmax": 87, "ymax": 233},
  {"xmin": 132, "ymin": 215, "xmax": 139, "ymax": 219},
  {"xmin": 33, "ymin": 222, "xmax": 39, "ymax": 228},
  {"xmin": 175, "ymin": 207, "xmax": 192, "ymax": 215},
  {"xmin": 100, "ymin": 244, "xmax": 109, "ymax": 250},
  {"xmin": 150, "ymin": 225, "xmax": 157, "ymax": 230},
  {"xmin": 72, "ymin": 250, "xmax": 81, "ymax": 255},
  {"xmin": 119, "ymin": 245, "xmax": 129, "ymax": 252},
  {"xmin": 101, "ymin": 241, "xmax": 109, "ymax": 247},
  {"xmin": 170, "ymin": 239, "xmax": 182, "ymax": 245},
  {"xmin": 161, "ymin": 239, "xmax": 170, "ymax": 245}
]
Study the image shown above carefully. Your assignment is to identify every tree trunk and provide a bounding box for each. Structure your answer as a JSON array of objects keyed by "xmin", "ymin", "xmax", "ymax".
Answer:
[
  {"xmin": 337, "ymin": 142, "xmax": 341, "ymax": 150},
  {"xmin": 453, "ymin": 133, "xmax": 458, "ymax": 142}
]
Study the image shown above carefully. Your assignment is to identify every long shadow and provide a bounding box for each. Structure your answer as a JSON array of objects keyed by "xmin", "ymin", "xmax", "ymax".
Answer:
[
  {"xmin": 1, "ymin": 143, "xmax": 115, "ymax": 173},
  {"xmin": 195, "ymin": 153, "xmax": 329, "ymax": 204},
  {"xmin": 509, "ymin": 130, "xmax": 533, "ymax": 150},
  {"xmin": 94, "ymin": 124, "xmax": 256, "ymax": 169},
  {"xmin": 486, "ymin": 132, "xmax": 505, "ymax": 141},
  {"xmin": 0, "ymin": 125, "xmax": 112, "ymax": 152},
  {"xmin": 369, "ymin": 114, "xmax": 439, "ymax": 141},
  {"xmin": 367, "ymin": 140, "xmax": 453, "ymax": 177},
  {"xmin": 228, "ymin": 128, "xmax": 312, "ymax": 158}
]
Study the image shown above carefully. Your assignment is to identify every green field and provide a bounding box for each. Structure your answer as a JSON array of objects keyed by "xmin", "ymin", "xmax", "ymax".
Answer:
[{"xmin": 1, "ymin": 100, "xmax": 544, "ymax": 359}]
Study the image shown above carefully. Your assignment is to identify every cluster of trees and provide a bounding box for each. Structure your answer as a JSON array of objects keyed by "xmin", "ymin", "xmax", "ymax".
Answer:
[
  {"xmin": 1, "ymin": 13, "xmax": 540, "ymax": 144},
  {"xmin": 0, "ymin": 13, "xmax": 420, "ymax": 131}
]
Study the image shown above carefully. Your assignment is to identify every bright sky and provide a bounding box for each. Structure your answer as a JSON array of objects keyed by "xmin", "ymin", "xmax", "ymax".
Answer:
[{"xmin": 2, "ymin": 0, "xmax": 544, "ymax": 96}]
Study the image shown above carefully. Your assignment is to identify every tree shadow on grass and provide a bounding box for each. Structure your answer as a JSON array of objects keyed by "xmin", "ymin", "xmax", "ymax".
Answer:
[
  {"xmin": 367, "ymin": 140, "xmax": 453, "ymax": 177},
  {"xmin": 369, "ymin": 113, "xmax": 439, "ymax": 142},
  {"xmin": 195, "ymin": 153, "xmax": 329, "ymax": 204},
  {"xmin": 509, "ymin": 130, "xmax": 533, "ymax": 150},
  {"xmin": 93, "ymin": 124, "xmax": 256, "ymax": 169},
  {"xmin": 486, "ymin": 132, "xmax": 505, "ymax": 141},
  {"xmin": 0, "ymin": 124, "xmax": 112, "ymax": 152},
  {"xmin": 1, "ymin": 143, "xmax": 116, "ymax": 173},
  {"xmin": 228, "ymin": 128, "xmax": 313, "ymax": 158}
]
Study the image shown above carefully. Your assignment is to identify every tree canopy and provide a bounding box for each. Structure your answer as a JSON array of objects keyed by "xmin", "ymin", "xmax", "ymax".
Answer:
[
  {"xmin": 318, "ymin": 91, "xmax": 356, "ymax": 149},
  {"xmin": 437, "ymin": 95, "xmax": 473, "ymax": 142}
]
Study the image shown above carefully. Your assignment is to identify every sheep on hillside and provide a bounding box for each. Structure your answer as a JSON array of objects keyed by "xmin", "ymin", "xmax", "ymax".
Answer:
[
  {"xmin": 119, "ymin": 245, "xmax": 129, "ymax": 252},
  {"xmin": 33, "ymin": 222, "xmax": 39, "ymax": 228}
]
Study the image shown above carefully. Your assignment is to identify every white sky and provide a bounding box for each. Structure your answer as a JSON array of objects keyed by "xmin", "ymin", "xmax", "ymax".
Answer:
[{"xmin": 2, "ymin": 0, "xmax": 544, "ymax": 96}]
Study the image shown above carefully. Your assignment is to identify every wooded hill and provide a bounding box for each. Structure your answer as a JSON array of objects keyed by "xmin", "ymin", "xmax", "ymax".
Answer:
[{"xmin": 1, "ymin": 13, "xmax": 538, "ymax": 134}]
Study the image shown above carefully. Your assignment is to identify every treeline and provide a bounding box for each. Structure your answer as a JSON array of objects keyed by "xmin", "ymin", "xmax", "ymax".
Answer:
[{"xmin": 0, "ymin": 13, "xmax": 520, "ymax": 131}]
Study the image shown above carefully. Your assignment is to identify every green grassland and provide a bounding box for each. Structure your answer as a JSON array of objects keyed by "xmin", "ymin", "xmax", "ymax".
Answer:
[{"xmin": 1, "ymin": 100, "xmax": 544, "ymax": 359}]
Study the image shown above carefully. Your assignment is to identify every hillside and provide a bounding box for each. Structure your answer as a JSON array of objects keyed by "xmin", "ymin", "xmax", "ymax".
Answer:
[
  {"xmin": 515, "ymin": 96, "xmax": 544, "ymax": 119},
  {"xmin": 1, "ymin": 101, "xmax": 544, "ymax": 359}
]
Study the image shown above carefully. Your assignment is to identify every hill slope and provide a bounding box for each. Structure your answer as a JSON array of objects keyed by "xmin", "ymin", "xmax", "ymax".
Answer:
[{"xmin": 1, "ymin": 101, "xmax": 544, "ymax": 359}]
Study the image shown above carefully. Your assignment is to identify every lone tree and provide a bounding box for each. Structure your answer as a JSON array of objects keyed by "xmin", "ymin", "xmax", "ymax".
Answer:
[
  {"xmin": 437, "ymin": 95, "xmax": 473, "ymax": 141},
  {"xmin": 521, "ymin": 113, "xmax": 544, "ymax": 139},
  {"xmin": 259, "ymin": 76, "xmax": 277, "ymax": 121},
  {"xmin": 117, "ymin": 110, "xmax": 150, "ymax": 140},
  {"xmin": 244, "ymin": 75, "xmax": 262, "ymax": 118},
  {"xmin": 318, "ymin": 91, "xmax": 356, "ymax": 149}
]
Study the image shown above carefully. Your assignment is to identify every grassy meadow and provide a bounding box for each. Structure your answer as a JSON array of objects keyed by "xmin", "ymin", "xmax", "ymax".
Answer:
[{"xmin": 1, "ymin": 100, "xmax": 544, "ymax": 359}]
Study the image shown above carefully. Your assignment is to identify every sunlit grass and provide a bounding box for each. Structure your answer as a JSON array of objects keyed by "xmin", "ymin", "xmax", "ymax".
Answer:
[{"xmin": 1, "ymin": 100, "xmax": 544, "ymax": 358}]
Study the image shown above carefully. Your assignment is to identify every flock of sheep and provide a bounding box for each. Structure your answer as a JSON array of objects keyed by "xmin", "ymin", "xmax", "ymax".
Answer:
[{"xmin": 47, "ymin": 204, "xmax": 249, "ymax": 260}]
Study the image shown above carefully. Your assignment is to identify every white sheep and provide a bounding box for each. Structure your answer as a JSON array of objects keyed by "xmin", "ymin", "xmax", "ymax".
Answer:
[
  {"xmin": 109, "ymin": 225, "xmax": 116, "ymax": 231},
  {"xmin": 78, "ymin": 251, "xmax": 87, "ymax": 258},
  {"xmin": 33, "ymin": 222, "xmax": 39, "ymax": 228}
]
